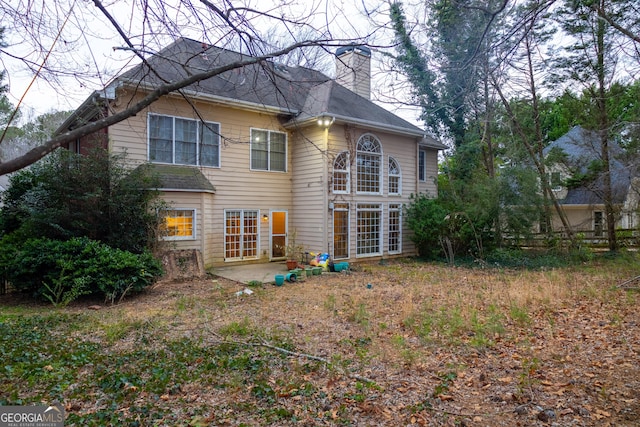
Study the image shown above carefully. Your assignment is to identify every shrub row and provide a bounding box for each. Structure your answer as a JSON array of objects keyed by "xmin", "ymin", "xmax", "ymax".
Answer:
[{"xmin": 0, "ymin": 237, "xmax": 163, "ymax": 305}]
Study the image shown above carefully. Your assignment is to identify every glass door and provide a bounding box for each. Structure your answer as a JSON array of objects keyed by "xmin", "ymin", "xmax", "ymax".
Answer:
[{"xmin": 271, "ymin": 211, "xmax": 287, "ymax": 259}]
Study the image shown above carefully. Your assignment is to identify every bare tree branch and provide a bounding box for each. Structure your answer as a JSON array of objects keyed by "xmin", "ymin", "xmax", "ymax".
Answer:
[{"xmin": 0, "ymin": 39, "xmax": 331, "ymax": 175}]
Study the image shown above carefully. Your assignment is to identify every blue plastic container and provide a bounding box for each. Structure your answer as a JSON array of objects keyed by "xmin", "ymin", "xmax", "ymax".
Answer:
[
  {"xmin": 285, "ymin": 273, "xmax": 297, "ymax": 282},
  {"xmin": 334, "ymin": 262, "xmax": 349, "ymax": 272},
  {"xmin": 274, "ymin": 274, "xmax": 285, "ymax": 286}
]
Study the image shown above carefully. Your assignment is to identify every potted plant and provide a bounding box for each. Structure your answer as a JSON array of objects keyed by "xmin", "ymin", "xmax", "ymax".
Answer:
[{"xmin": 285, "ymin": 230, "xmax": 303, "ymax": 270}]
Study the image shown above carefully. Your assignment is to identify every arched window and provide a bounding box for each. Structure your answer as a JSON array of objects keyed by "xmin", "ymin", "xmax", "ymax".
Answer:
[
  {"xmin": 388, "ymin": 156, "xmax": 401, "ymax": 195},
  {"xmin": 356, "ymin": 134, "xmax": 382, "ymax": 194},
  {"xmin": 333, "ymin": 151, "xmax": 350, "ymax": 193}
]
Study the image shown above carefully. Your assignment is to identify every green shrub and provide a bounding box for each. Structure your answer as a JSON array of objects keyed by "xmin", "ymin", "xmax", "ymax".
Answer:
[
  {"xmin": 0, "ymin": 148, "xmax": 164, "ymax": 254},
  {"xmin": 0, "ymin": 237, "xmax": 163, "ymax": 304},
  {"xmin": 404, "ymin": 194, "xmax": 449, "ymax": 259}
]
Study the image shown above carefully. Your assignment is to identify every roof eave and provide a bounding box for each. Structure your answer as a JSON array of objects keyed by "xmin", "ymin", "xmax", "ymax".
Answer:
[
  {"xmin": 118, "ymin": 79, "xmax": 298, "ymax": 116},
  {"xmin": 284, "ymin": 113, "xmax": 427, "ymax": 139},
  {"xmin": 157, "ymin": 188, "xmax": 216, "ymax": 194},
  {"xmin": 55, "ymin": 87, "xmax": 115, "ymax": 134}
]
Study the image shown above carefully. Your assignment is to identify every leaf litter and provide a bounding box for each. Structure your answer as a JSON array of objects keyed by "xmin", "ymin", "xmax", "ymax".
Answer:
[{"xmin": 2, "ymin": 258, "xmax": 639, "ymax": 426}]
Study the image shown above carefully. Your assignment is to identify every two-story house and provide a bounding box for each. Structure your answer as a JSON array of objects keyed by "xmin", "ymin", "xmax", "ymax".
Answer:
[
  {"xmin": 543, "ymin": 125, "xmax": 638, "ymax": 236},
  {"xmin": 58, "ymin": 37, "xmax": 445, "ymax": 268}
]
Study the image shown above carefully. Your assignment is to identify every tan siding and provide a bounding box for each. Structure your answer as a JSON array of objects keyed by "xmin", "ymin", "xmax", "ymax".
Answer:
[
  {"xmin": 418, "ymin": 146, "xmax": 439, "ymax": 197},
  {"xmin": 291, "ymin": 127, "xmax": 328, "ymax": 254},
  {"xmin": 323, "ymin": 127, "xmax": 420, "ymax": 260},
  {"xmin": 551, "ymin": 206, "xmax": 602, "ymax": 232},
  {"xmin": 109, "ymin": 92, "xmax": 295, "ymax": 267},
  {"xmin": 107, "ymin": 90, "xmax": 430, "ymax": 265}
]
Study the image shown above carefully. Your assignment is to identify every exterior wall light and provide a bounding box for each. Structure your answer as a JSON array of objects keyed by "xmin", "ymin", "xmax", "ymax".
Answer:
[{"xmin": 317, "ymin": 116, "xmax": 335, "ymax": 128}]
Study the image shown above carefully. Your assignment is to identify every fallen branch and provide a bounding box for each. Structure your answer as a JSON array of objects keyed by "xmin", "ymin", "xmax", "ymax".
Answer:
[
  {"xmin": 617, "ymin": 275, "xmax": 640, "ymax": 289},
  {"xmin": 207, "ymin": 330, "xmax": 377, "ymax": 384}
]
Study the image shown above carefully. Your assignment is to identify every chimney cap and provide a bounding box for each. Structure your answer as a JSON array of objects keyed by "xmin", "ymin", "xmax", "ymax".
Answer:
[{"xmin": 335, "ymin": 44, "xmax": 371, "ymax": 58}]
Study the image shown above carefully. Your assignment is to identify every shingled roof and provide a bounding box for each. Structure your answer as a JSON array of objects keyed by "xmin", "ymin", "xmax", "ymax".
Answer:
[
  {"xmin": 146, "ymin": 164, "xmax": 216, "ymax": 193},
  {"xmin": 544, "ymin": 126, "xmax": 631, "ymax": 205},
  {"xmin": 112, "ymin": 37, "xmax": 428, "ymax": 138}
]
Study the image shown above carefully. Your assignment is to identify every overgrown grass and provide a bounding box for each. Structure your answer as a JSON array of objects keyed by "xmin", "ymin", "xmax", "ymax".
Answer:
[
  {"xmin": 0, "ymin": 312, "xmax": 335, "ymax": 425},
  {"xmin": 1, "ymin": 251, "xmax": 638, "ymax": 425}
]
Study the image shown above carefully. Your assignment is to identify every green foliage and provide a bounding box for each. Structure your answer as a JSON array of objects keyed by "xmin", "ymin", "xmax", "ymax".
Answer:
[
  {"xmin": 0, "ymin": 237, "xmax": 163, "ymax": 303},
  {"xmin": 404, "ymin": 194, "xmax": 449, "ymax": 259},
  {"xmin": 0, "ymin": 147, "xmax": 164, "ymax": 254},
  {"xmin": 42, "ymin": 266, "xmax": 91, "ymax": 308}
]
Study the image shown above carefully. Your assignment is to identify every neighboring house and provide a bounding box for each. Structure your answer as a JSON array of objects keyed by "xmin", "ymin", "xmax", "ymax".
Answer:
[
  {"xmin": 58, "ymin": 38, "xmax": 445, "ymax": 267},
  {"xmin": 543, "ymin": 125, "xmax": 638, "ymax": 236}
]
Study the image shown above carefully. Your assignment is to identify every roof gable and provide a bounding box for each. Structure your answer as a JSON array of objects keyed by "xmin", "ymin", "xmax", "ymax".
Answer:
[
  {"xmin": 544, "ymin": 125, "xmax": 631, "ymax": 205},
  {"xmin": 114, "ymin": 37, "xmax": 425, "ymax": 137}
]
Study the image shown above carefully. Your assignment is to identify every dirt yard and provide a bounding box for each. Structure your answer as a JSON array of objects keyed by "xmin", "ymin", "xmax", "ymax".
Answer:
[
  {"xmin": 105, "ymin": 258, "xmax": 640, "ymax": 426},
  {"xmin": 2, "ymin": 257, "xmax": 639, "ymax": 426}
]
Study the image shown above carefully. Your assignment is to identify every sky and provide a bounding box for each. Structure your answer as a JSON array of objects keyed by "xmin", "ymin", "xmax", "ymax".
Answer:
[{"xmin": 1, "ymin": 0, "xmax": 423, "ymax": 127}]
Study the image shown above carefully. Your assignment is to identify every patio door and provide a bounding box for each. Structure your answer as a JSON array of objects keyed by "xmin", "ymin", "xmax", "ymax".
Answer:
[{"xmin": 271, "ymin": 211, "xmax": 287, "ymax": 259}]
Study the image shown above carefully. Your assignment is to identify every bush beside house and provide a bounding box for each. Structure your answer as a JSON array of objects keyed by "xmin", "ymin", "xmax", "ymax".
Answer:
[{"xmin": 0, "ymin": 148, "xmax": 165, "ymax": 304}]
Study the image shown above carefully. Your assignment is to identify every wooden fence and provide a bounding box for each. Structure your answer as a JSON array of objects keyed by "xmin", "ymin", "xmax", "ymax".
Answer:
[{"xmin": 504, "ymin": 228, "xmax": 640, "ymax": 249}]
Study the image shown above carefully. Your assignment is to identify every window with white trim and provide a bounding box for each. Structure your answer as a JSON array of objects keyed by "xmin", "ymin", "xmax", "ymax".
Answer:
[
  {"xmin": 356, "ymin": 134, "xmax": 382, "ymax": 194},
  {"xmin": 389, "ymin": 204, "xmax": 402, "ymax": 254},
  {"xmin": 225, "ymin": 210, "xmax": 259, "ymax": 260},
  {"xmin": 388, "ymin": 156, "xmax": 401, "ymax": 195},
  {"xmin": 418, "ymin": 148, "xmax": 427, "ymax": 182},
  {"xmin": 251, "ymin": 129, "xmax": 287, "ymax": 172},
  {"xmin": 356, "ymin": 203, "xmax": 382, "ymax": 256},
  {"xmin": 333, "ymin": 151, "xmax": 350, "ymax": 193},
  {"xmin": 148, "ymin": 114, "xmax": 220, "ymax": 167},
  {"xmin": 161, "ymin": 209, "xmax": 195, "ymax": 240}
]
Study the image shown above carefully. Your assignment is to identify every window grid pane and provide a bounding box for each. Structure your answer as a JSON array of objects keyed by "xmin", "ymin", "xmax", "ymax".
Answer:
[
  {"xmin": 357, "ymin": 153, "xmax": 380, "ymax": 193},
  {"xmin": 149, "ymin": 114, "xmax": 220, "ymax": 167},
  {"xmin": 149, "ymin": 115, "xmax": 173, "ymax": 163},
  {"xmin": 175, "ymin": 118, "xmax": 198, "ymax": 165},
  {"xmin": 333, "ymin": 204, "xmax": 349, "ymax": 259},
  {"xmin": 225, "ymin": 210, "xmax": 259, "ymax": 260},
  {"xmin": 243, "ymin": 211, "xmax": 258, "ymax": 257},
  {"xmin": 251, "ymin": 130, "xmax": 269, "ymax": 170},
  {"xmin": 357, "ymin": 204, "xmax": 381, "ymax": 256},
  {"xmin": 389, "ymin": 204, "xmax": 401, "ymax": 253},
  {"xmin": 418, "ymin": 150, "xmax": 426, "ymax": 182},
  {"xmin": 357, "ymin": 135, "xmax": 381, "ymax": 194},
  {"xmin": 201, "ymin": 122, "xmax": 220, "ymax": 167},
  {"xmin": 225, "ymin": 211, "xmax": 242, "ymax": 259},
  {"xmin": 389, "ymin": 157, "xmax": 401, "ymax": 195},
  {"xmin": 269, "ymin": 132, "xmax": 286, "ymax": 172},
  {"xmin": 333, "ymin": 152, "xmax": 350, "ymax": 193},
  {"xmin": 163, "ymin": 209, "xmax": 194, "ymax": 239}
]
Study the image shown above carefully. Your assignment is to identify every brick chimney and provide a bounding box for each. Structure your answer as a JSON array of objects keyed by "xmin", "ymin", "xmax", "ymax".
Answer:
[{"xmin": 335, "ymin": 45, "xmax": 371, "ymax": 99}]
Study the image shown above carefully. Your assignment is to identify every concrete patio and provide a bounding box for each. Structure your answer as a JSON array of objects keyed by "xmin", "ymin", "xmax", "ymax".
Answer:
[{"xmin": 211, "ymin": 262, "xmax": 292, "ymax": 284}]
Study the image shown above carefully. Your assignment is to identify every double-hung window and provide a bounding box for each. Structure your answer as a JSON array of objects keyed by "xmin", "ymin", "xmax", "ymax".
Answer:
[
  {"xmin": 251, "ymin": 129, "xmax": 287, "ymax": 172},
  {"xmin": 148, "ymin": 114, "xmax": 220, "ymax": 167}
]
